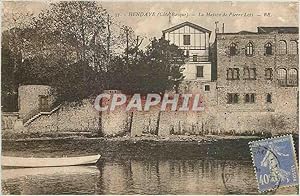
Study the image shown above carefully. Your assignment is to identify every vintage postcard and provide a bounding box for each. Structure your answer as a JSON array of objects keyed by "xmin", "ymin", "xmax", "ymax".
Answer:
[{"xmin": 1, "ymin": 0, "xmax": 299, "ymax": 195}]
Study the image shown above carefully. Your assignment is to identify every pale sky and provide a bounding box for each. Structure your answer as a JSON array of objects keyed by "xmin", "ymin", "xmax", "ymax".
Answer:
[{"xmin": 2, "ymin": 1, "xmax": 299, "ymax": 43}]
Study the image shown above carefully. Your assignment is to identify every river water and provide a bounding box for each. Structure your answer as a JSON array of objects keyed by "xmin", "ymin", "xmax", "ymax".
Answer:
[{"xmin": 2, "ymin": 158, "xmax": 298, "ymax": 194}]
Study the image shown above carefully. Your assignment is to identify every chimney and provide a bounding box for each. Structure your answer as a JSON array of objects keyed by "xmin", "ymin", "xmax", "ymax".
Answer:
[
  {"xmin": 168, "ymin": 15, "xmax": 172, "ymax": 27},
  {"xmin": 215, "ymin": 21, "xmax": 219, "ymax": 34},
  {"xmin": 222, "ymin": 23, "xmax": 225, "ymax": 33}
]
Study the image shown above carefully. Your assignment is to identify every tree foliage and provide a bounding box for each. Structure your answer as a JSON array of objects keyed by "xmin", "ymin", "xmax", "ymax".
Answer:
[
  {"xmin": 1, "ymin": 36, "xmax": 18, "ymax": 111},
  {"xmin": 107, "ymin": 37, "xmax": 185, "ymax": 94},
  {"xmin": 1, "ymin": 1, "xmax": 185, "ymax": 111}
]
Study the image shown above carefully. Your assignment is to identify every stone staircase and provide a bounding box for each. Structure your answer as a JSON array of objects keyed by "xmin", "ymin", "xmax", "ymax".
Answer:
[{"xmin": 23, "ymin": 105, "xmax": 62, "ymax": 127}]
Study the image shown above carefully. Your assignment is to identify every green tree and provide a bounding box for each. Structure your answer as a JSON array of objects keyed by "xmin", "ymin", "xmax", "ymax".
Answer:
[
  {"xmin": 5, "ymin": 1, "xmax": 110, "ymax": 103},
  {"xmin": 31, "ymin": 1, "xmax": 107, "ymax": 60},
  {"xmin": 1, "ymin": 37, "xmax": 19, "ymax": 111},
  {"xmin": 107, "ymin": 37, "xmax": 185, "ymax": 94},
  {"xmin": 2, "ymin": 1, "xmax": 185, "ymax": 107},
  {"xmin": 142, "ymin": 37, "xmax": 185, "ymax": 93},
  {"xmin": 1, "ymin": 12, "xmax": 33, "ymax": 111},
  {"xmin": 29, "ymin": 1, "xmax": 133, "ymax": 101},
  {"xmin": 14, "ymin": 54, "xmax": 102, "ymax": 103}
]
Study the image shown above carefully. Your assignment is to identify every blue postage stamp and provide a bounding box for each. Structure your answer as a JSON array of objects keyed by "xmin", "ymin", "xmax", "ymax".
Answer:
[{"xmin": 249, "ymin": 135, "xmax": 299, "ymax": 192}]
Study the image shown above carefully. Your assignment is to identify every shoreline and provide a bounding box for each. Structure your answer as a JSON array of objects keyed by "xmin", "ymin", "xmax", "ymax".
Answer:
[
  {"xmin": 2, "ymin": 129, "xmax": 293, "ymax": 141},
  {"xmin": 2, "ymin": 133, "xmax": 261, "ymax": 142},
  {"xmin": 2, "ymin": 134, "xmax": 298, "ymax": 161}
]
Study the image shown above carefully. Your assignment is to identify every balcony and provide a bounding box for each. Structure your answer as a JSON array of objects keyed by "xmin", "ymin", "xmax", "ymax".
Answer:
[{"xmin": 186, "ymin": 55, "xmax": 209, "ymax": 62}]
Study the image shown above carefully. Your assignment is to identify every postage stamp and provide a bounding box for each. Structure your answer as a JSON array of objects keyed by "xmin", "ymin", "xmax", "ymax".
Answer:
[{"xmin": 249, "ymin": 135, "xmax": 299, "ymax": 192}]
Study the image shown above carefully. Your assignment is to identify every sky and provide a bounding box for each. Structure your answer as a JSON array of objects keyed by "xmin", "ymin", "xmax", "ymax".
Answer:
[{"xmin": 2, "ymin": 0, "xmax": 299, "ymax": 44}]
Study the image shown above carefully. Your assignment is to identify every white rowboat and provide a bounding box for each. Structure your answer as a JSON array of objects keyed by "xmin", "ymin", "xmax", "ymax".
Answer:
[
  {"xmin": 2, "ymin": 166, "xmax": 99, "ymax": 180},
  {"xmin": 1, "ymin": 154, "xmax": 101, "ymax": 168}
]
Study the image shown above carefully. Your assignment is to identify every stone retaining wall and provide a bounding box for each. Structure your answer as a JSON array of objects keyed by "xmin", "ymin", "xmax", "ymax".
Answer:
[{"xmin": 5, "ymin": 97, "xmax": 298, "ymax": 137}]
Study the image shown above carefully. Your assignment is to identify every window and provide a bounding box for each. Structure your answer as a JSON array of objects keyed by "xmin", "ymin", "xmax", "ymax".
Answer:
[
  {"xmin": 196, "ymin": 66, "xmax": 203, "ymax": 78},
  {"xmin": 227, "ymin": 93, "xmax": 239, "ymax": 104},
  {"xmin": 265, "ymin": 68, "xmax": 273, "ymax": 80},
  {"xmin": 234, "ymin": 94, "xmax": 239, "ymax": 103},
  {"xmin": 277, "ymin": 68, "xmax": 298, "ymax": 87},
  {"xmin": 185, "ymin": 50, "xmax": 189, "ymax": 57},
  {"xmin": 278, "ymin": 40, "xmax": 287, "ymax": 54},
  {"xmin": 287, "ymin": 68, "xmax": 298, "ymax": 86},
  {"xmin": 183, "ymin": 35, "xmax": 191, "ymax": 45},
  {"xmin": 266, "ymin": 93, "xmax": 272, "ymax": 103},
  {"xmin": 265, "ymin": 42, "xmax": 273, "ymax": 55},
  {"xmin": 277, "ymin": 68, "xmax": 287, "ymax": 86},
  {"xmin": 243, "ymin": 68, "xmax": 250, "ymax": 79},
  {"xmin": 233, "ymin": 68, "xmax": 239, "ymax": 79},
  {"xmin": 227, "ymin": 68, "xmax": 233, "ymax": 79},
  {"xmin": 249, "ymin": 68, "xmax": 256, "ymax": 80},
  {"xmin": 193, "ymin": 55, "xmax": 198, "ymax": 62},
  {"xmin": 250, "ymin": 94, "xmax": 255, "ymax": 103},
  {"xmin": 245, "ymin": 93, "xmax": 255, "ymax": 103},
  {"xmin": 204, "ymin": 85, "xmax": 210, "ymax": 91},
  {"xmin": 229, "ymin": 43, "xmax": 238, "ymax": 56},
  {"xmin": 227, "ymin": 68, "xmax": 239, "ymax": 80},
  {"xmin": 39, "ymin": 95, "xmax": 49, "ymax": 111},
  {"xmin": 290, "ymin": 40, "xmax": 298, "ymax": 54},
  {"xmin": 245, "ymin": 94, "xmax": 250, "ymax": 103},
  {"xmin": 243, "ymin": 67, "xmax": 256, "ymax": 80},
  {"xmin": 245, "ymin": 42, "xmax": 254, "ymax": 56},
  {"xmin": 228, "ymin": 94, "xmax": 233, "ymax": 103}
]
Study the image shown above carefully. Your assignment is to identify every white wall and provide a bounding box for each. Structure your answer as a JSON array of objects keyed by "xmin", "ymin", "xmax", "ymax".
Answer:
[
  {"xmin": 164, "ymin": 24, "xmax": 211, "ymax": 81},
  {"xmin": 165, "ymin": 26, "xmax": 209, "ymax": 50},
  {"xmin": 183, "ymin": 62, "xmax": 212, "ymax": 81},
  {"xmin": 18, "ymin": 85, "xmax": 55, "ymax": 119}
]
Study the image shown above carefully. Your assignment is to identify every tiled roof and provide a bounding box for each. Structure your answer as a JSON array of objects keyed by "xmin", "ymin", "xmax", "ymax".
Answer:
[{"xmin": 258, "ymin": 27, "xmax": 299, "ymax": 34}]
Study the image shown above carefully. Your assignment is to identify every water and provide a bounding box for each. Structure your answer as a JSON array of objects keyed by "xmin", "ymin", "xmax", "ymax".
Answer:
[{"xmin": 2, "ymin": 158, "xmax": 297, "ymax": 194}]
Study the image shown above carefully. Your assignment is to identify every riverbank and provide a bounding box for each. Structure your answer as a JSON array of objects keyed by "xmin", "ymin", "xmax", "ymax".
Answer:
[{"xmin": 2, "ymin": 133, "xmax": 298, "ymax": 161}]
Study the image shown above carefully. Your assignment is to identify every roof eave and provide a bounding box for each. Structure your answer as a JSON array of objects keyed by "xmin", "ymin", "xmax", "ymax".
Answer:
[{"xmin": 162, "ymin": 21, "xmax": 211, "ymax": 34}]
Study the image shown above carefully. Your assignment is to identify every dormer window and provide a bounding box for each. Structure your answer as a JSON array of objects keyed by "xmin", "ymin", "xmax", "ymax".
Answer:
[
  {"xmin": 229, "ymin": 43, "xmax": 238, "ymax": 56},
  {"xmin": 183, "ymin": 35, "xmax": 191, "ymax": 45}
]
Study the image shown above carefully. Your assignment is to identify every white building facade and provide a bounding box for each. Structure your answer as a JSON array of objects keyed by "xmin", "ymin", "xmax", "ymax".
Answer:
[{"xmin": 162, "ymin": 21, "xmax": 212, "ymax": 81}]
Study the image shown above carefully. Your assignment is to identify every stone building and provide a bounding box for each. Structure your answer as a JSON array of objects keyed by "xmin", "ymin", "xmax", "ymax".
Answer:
[
  {"xmin": 215, "ymin": 27, "xmax": 298, "ymax": 134},
  {"xmin": 2, "ymin": 25, "xmax": 298, "ymax": 136}
]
